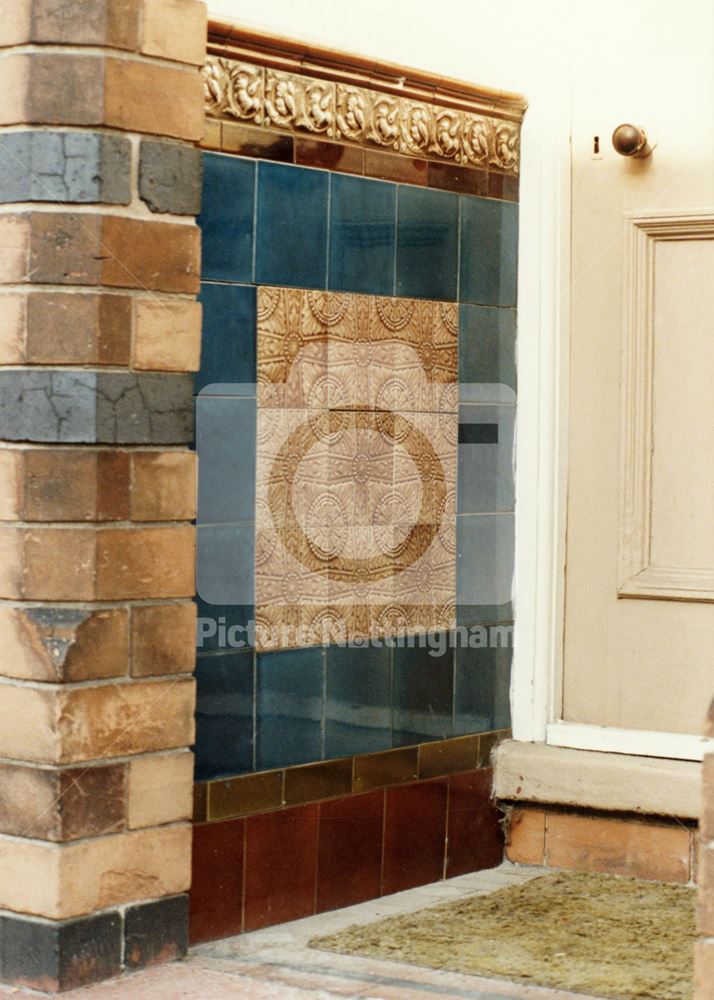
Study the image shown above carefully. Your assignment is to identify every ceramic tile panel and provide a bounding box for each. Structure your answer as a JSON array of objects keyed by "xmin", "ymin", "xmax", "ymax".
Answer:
[
  {"xmin": 255, "ymin": 286, "xmax": 458, "ymax": 650},
  {"xmin": 199, "ymin": 154, "xmax": 255, "ymax": 283}
]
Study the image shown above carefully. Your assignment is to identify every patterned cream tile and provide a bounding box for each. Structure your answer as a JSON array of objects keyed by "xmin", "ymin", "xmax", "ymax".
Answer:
[{"xmin": 257, "ymin": 286, "xmax": 328, "ymax": 407}]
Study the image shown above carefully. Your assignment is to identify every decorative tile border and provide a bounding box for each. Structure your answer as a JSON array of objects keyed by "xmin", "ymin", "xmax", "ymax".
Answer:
[
  {"xmin": 194, "ymin": 729, "xmax": 509, "ymax": 823},
  {"xmin": 203, "ymin": 55, "xmax": 520, "ymax": 175}
]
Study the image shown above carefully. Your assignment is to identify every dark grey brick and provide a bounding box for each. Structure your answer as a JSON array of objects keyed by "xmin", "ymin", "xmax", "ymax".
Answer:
[
  {"xmin": 0, "ymin": 371, "xmax": 193, "ymax": 444},
  {"xmin": 139, "ymin": 139, "xmax": 203, "ymax": 215},
  {"xmin": 124, "ymin": 895, "xmax": 189, "ymax": 969},
  {"xmin": 0, "ymin": 911, "xmax": 121, "ymax": 991},
  {"xmin": 0, "ymin": 131, "xmax": 130, "ymax": 205}
]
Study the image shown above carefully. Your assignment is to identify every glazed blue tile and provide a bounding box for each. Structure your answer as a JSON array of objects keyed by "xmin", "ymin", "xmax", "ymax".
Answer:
[
  {"xmin": 196, "ymin": 395, "xmax": 255, "ymax": 523},
  {"xmin": 195, "ymin": 598, "xmax": 254, "ymax": 652},
  {"xmin": 195, "ymin": 283, "xmax": 256, "ymax": 394},
  {"xmin": 196, "ymin": 524, "xmax": 254, "ymax": 607},
  {"xmin": 256, "ymin": 646, "xmax": 325, "ymax": 769},
  {"xmin": 325, "ymin": 645, "xmax": 392, "ymax": 757},
  {"xmin": 194, "ymin": 651, "xmax": 254, "ymax": 780},
  {"xmin": 328, "ymin": 174, "xmax": 396, "ymax": 295},
  {"xmin": 457, "ymin": 405, "xmax": 515, "ymax": 513},
  {"xmin": 459, "ymin": 304, "xmax": 516, "ymax": 403},
  {"xmin": 456, "ymin": 602, "xmax": 514, "ymax": 629},
  {"xmin": 255, "ymin": 162, "xmax": 329, "ymax": 288},
  {"xmin": 454, "ymin": 640, "xmax": 512, "ymax": 735},
  {"xmin": 459, "ymin": 197, "xmax": 518, "ymax": 306},
  {"xmin": 391, "ymin": 637, "xmax": 454, "ymax": 746},
  {"xmin": 396, "ymin": 186, "xmax": 459, "ymax": 301},
  {"xmin": 456, "ymin": 514, "xmax": 514, "ymax": 610},
  {"xmin": 199, "ymin": 153, "xmax": 255, "ymax": 282}
]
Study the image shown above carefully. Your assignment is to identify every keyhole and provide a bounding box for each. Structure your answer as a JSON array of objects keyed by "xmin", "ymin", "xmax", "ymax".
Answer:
[{"xmin": 593, "ymin": 135, "xmax": 600, "ymax": 154}]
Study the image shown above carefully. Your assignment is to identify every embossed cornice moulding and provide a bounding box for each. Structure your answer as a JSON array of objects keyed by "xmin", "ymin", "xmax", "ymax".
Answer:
[{"xmin": 205, "ymin": 18, "xmax": 527, "ymax": 174}]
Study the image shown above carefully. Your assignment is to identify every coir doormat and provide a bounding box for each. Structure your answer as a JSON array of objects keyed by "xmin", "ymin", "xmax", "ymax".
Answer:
[{"xmin": 310, "ymin": 871, "xmax": 696, "ymax": 999}]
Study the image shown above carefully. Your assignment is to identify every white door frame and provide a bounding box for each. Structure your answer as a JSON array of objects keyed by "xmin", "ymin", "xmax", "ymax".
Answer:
[{"xmin": 510, "ymin": 90, "xmax": 711, "ymax": 764}]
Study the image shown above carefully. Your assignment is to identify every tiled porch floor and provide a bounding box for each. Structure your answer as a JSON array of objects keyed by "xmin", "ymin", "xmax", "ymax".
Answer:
[{"xmin": 0, "ymin": 864, "xmax": 609, "ymax": 999}]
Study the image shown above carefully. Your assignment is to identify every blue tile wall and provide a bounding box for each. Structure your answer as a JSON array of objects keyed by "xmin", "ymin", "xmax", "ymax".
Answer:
[
  {"xmin": 459, "ymin": 304, "xmax": 516, "ymax": 403},
  {"xmin": 396, "ymin": 185, "xmax": 459, "ymax": 301},
  {"xmin": 196, "ymin": 151, "xmax": 518, "ymax": 778},
  {"xmin": 255, "ymin": 161, "xmax": 329, "ymax": 288},
  {"xmin": 256, "ymin": 647, "xmax": 325, "ymax": 769},
  {"xmin": 199, "ymin": 154, "xmax": 255, "ymax": 283},
  {"xmin": 325, "ymin": 645, "xmax": 392, "ymax": 757},
  {"xmin": 459, "ymin": 197, "xmax": 518, "ymax": 306},
  {"xmin": 195, "ymin": 283, "xmax": 256, "ymax": 393},
  {"xmin": 195, "ymin": 651, "xmax": 255, "ymax": 781},
  {"xmin": 329, "ymin": 174, "xmax": 396, "ymax": 296},
  {"xmin": 392, "ymin": 641, "xmax": 454, "ymax": 747}
]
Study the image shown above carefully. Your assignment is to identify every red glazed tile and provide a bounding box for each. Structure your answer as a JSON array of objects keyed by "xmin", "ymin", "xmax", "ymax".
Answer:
[
  {"xmin": 189, "ymin": 819, "xmax": 245, "ymax": 944},
  {"xmin": 316, "ymin": 791, "xmax": 385, "ymax": 912},
  {"xmin": 382, "ymin": 778, "xmax": 448, "ymax": 895},
  {"xmin": 244, "ymin": 804, "xmax": 319, "ymax": 930},
  {"xmin": 446, "ymin": 768, "xmax": 504, "ymax": 878}
]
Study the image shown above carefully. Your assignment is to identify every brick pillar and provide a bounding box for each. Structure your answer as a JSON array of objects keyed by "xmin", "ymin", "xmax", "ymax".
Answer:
[
  {"xmin": 0, "ymin": 0, "xmax": 206, "ymax": 990},
  {"xmin": 696, "ymin": 698, "xmax": 714, "ymax": 997}
]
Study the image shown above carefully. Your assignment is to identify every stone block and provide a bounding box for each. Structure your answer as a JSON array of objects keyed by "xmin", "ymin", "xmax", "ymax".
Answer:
[
  {"xmin": 130, "ymin": 602, "xmax": 197, "ymax": 676},
  {"xmin": 0, "ymin": 824, "xmax": 192, "ymax": 919},
  {"xmin": 124, "ymin": 894, "xmax": 189, "ymax": 969},
  {"xmin": 0, "ymin": 762, "xmax": 126, "ymax": 840},
  {"xmin": 133, "ymin": 298, "xmax": 202, "ymax": 371},
  {"xmin": 0, "ymin": 677, "xmax": 195, "ymax": 764},
  {"xmin": 141, "ymin": 0, "xmax": 207, "ymax": 65},
  {"xmin": 0, "ymin": 0, "xmax": 140, "ymax": 50},
  {"xmin": 130, "ymin": 451, "xmax": 197, "ymax": 521},
  {"xmin": 0, "ymin": 131, "xmax": 130, "ymax": 205},
  {"xmin": 127, "ymin": 752, "xmax": 194, "ymax": 828},
  {"xmin": 139, "ymin": 139, "xmax": 203, "ymax": 214},
  {"xmin": 0, "ymin": 604, "xmax": 129, "ymax": 681},
  {"xmin": 0, "ymin": 910, "xmax": 122, "ymax": 992},
  {"xmin": 0, "ymin": 371, "xmax": 193, "ymax": 444}
]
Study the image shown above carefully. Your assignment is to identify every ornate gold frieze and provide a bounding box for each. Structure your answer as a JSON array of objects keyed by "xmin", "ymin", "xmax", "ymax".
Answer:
[{"xmin": 202, "ymin": 54, "xmax": 521, "ymax": 173}]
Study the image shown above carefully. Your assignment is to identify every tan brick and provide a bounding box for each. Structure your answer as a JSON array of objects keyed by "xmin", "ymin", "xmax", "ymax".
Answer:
[
  {"xmin": 0, "ymin": 53, "xmax": 204, "ymax": 141},
  {"xmin": 700, "ymin": 842, "xmax": 714, "ymax": 935},
  {"xmin": 201, "ymin": 117, "xmax": 222, "ymax": 151},
  {"xmin": 0, "ymin": 762, "xmax": 126, "ymax": 840},
  {"xmin": 127, "ymin": 751, "xmax": 194, "ymax": 828},
  {"xmin": 505, "ymin": 806, "xmax": 546, "ymax": 865},
  {"xmin": 546, "ymin": 810, "xmax": 691, "ymax": 883},
  {"xmin": 131, "ymin": 451, "xmax": 196, "ymax": 521},
  {"xmin": 0, "ymin": 215, "xmax": 200, "ymax": 293},
  {"xmin": 694, "ymin": 938, "xmax": 714, "ymax": 999},
  {"xmin": 23, "ymin": 292, "xmax": 132, "ymax": 366},
  {"xmin": 0, "ymin": 824, "xmax": 191, "ymax": 919},
  {"xmin": 703, "ymin": 755, "xmax": 714, "ymax": 842},
  {"xmin": 0, "ymin": 605, "xmax": 128, "ymax": 682},
  {"xmin": 133, "ymin": 298, "xmax": 202, "ymax": 371},
  {"xmin": 95, "ymin": 525, "xmax": 195, "ymax": 599},
  {"xmin": 0, "ymin": 0, "xmax": 141, "ymax": 49},
  {"xmin": 21, "ymin": 450, "xmax": 131, "ymax": 521},
  {"xmin": 0, "ymin": 292, "xmax": 27, "ymax": 363},
  {"xmin": 130, "ymin": 602, "xmax": 196, "ymax": 677},
  {"xmin": 0, "ymin": 677, "xmax": 195, "ymax": 764},
  {"xmin": 104, "ymin": 56, "xmax": 204, "ymax": 140},
  {"xmin": 0, "ymin": 524, "xmax": 194, "ymax": 599},
  {"xmin": 0, "ymin": 448, "xmax": 194, "ymax": 522},
  {"xmin": 141, "ymin": 0, "xmax": 207, "ymax": 66}
]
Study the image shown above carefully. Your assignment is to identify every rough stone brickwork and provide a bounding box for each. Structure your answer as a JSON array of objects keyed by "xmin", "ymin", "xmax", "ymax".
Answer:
[
  {"xmin": 0, "ymin": 0, "xmax": 206, "ymax": 990},
  {"xmin": 696, "ymin": 699, "xmax": 714, "ymax": 998}
]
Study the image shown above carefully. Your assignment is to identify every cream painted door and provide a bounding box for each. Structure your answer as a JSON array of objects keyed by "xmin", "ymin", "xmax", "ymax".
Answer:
[{"xmin": 560, "ymin": 2, "xmax": 714, "ymax": 744}]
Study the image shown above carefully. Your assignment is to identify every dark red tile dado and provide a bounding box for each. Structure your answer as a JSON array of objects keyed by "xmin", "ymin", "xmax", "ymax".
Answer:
[
  {"xmin": 317, "ymin": 791, "xmax": 384, "ymax": 912},
  {"xmin": 244, "ymin": 804, "xmax": 319, "ymax": 931},
  {"xmin": 189, "ymin": 818, "xmax": 245, "ymax": 944},
  {"xmin": 382, "ymin": 778, "xmax": 448, "ymax": 894},
  {"xmin": 446, "ymin": 768, "xmax": 504, "ymax": 878}
]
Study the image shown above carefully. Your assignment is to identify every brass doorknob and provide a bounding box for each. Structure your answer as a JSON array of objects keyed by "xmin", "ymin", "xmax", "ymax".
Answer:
[{"xmin": 612, "ymin": 124, "xmax": 652, "ymax": 158}]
